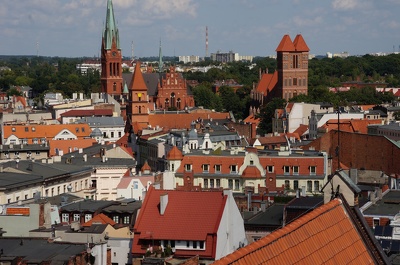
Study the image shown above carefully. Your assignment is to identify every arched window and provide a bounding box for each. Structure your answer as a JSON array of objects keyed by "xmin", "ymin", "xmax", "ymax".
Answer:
[
  {"xmin": 138, "ymin": 106, "xmax": 141, "ymax": 114},
  {"xmin": 177, "ymin": 98, "xmax": 181, "ymax": 109},
  {"xmin": 113, "ymin": 82, "xmax": 117, "ymax": 91},
  {"xmin": 165, "ymin": 99, "xmax": 169, "ymax": 109},
  {"xmin": 170, "ymin": 93, "xmax": 176, "ymax": 108}
]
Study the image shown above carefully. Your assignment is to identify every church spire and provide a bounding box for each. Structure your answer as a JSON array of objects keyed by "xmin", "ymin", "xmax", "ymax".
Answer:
[
  {"xmin": 158, "ymin": 39, "xmax": 163, "ymax": 73},
  {"xmin": 103, "ymin": 0, "xmax": 120, "ymax": 50}
]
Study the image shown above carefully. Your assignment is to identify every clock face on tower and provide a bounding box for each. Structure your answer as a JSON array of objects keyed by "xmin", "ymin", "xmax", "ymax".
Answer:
[{"xmin": 112, "ymin": 51, "xmax": 116, "ymax": 57}]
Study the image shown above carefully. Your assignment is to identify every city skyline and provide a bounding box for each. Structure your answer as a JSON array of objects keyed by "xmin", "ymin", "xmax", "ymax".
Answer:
[{"xmin": 1, "ymin": 0, "xmax": 400, "ymax": 58}]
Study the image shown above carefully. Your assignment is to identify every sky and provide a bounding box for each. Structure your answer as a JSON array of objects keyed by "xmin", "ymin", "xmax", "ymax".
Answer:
[{"xmin": 1, "ymin": 0, "xmax": 400, "ymax": 58}]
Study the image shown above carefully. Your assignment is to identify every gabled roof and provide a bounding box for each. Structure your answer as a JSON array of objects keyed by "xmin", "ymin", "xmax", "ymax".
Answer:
[
  {"xmin": 255, "ymin": 72, "xmax": 278, "ymax": 94},
  {"xmin": 293, "ymin": 34, "xmax": 310, "ymax": 52},
  {"xmin": 213, "ymin": 199, "xmax": 384, "ymax": 265},
  {"xmin": 83, "ymin": 213, "xmax": 116, "ymax": 227},
  {"xmin": 3, "ymin": 124, "xmax": 92, "ymax": 139},
  {"xmin": 276, "ymin": 34, "xmax": 295, "ymax": 52},
  {"xmin": 133, "ymin": 187, "xmax": 227, "ymax": 241},
  {"xmin": 129, "ymin": 62, "xmax": 148, "ymax": 92},
  {"xmin": 293, "ymin": 124, "xmax": 309, "ymax": 137},
  {"xmin": 241, "ymin": 166, "xmax": 262, "ymax": 178}
]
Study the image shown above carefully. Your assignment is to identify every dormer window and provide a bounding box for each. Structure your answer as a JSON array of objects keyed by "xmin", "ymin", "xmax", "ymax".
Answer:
[
  {"xmin": 310, "ymin": 166, "xmax": 316, "ymax": 175},
  {"xmin": 293, "ymin": 166, "xmax": 299, "ymax": 175},
  {"xmin": 215, "ymin": 164, "xmax": 221, "ymax": 173},
  {"xmin": 283, "ymin": 166, "xmax": 290, "ymax": 175},
  {"xmin": 11, "ymin": 127, "xmax": 16, "ymax": 132},
  {"xmin": 32, "ymin": 127, "xmax": 36, "ymax": 132},
  {"xmin": 202, "ymin": 164, "xmax": 209, "ymax": 173},
  {"xmin": 267, "ymin": 165, "xmax": 274, "ymax": 173},
  {"xmin": 250, "ymin": 160, "xmax": 254, "ymax": 165},
  {"xmin": 185, "ymin": 164, "xmax": 192, "ymax": 172},
  {"xmin": 230, "ymin": 165, "xmax": 237, "ymax": 173}
]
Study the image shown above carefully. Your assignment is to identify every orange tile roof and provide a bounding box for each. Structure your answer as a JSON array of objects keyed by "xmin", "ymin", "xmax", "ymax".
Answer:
[
  {"xmin": 255, "ymin": 72, "xmax": 278, "ymax": 94},
  {"xmin": 141, "ymin": 160, "xmax": 151, "ymax": 172},
  {"xmin": 276, "ymin": 34, "xmax": 295, "ymax": 52},
  {"xmin": 133, "ymin": 186, "xmax": 227, "ymax": 241},
  {"xmin": 48, "ymin": 139, "xmax": 98, "ymax": 156},
  {"xmin": 243, "ymin": 114, "xmax": 260, "ymax": 124},
  {"xmin": 293, "ymin": 124, "xmax": 308, "ymax": 137},
  {"xmin": 167, "ymin": 146, "xmax": 183, "ymax": 160},
  {"xmin": 4, "ymin": 124, "xmax": 92, "ymax": 142},
  {"xmin": 293, "ymin": 34, "xmax": 310, "ymax": 52},
  {"xmin": 129, "ymin": 61, "xmax": 147, "ymax": 91},
  {"xmin": 322, "ymin": 119, "xmax": 381, "ymax": 134},
  {"xmin": 358, "ymin": 105, "xmax": 375, "ymax": 111},
  {"xmin": 83, "ymin": 213, "xmax": 116, "ymax": 227},
  {"xmin": 213, "ymin": 199, "xmax": 376, "ymax": 265}
]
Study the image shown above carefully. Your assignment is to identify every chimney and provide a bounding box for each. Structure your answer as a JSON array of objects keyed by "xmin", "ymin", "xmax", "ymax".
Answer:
[
  {"xmin": 160, "ymin": 193, "xmax": 168, "ymax": 215},
  {"xmin": 83, "ymin": 154, "xmax": 87, "ymax": 162},
  {"xmin": 376, "ymin": 187, "xmax": 383, "ymax": 200},
  {"xmin": 301, "ymin": 186, "xmax": 306, "ymax": 197},
  {"xmin": 370, "ymin": 191, "xmax": 376, "ymax": 204}
]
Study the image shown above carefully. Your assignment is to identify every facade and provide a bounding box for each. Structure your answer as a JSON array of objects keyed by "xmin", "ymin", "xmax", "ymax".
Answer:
[
  {"xmin": 60, "ymin": 109, "xmax": 113, "ymax": 124},
  {"xmin": 249, "ymin": 34, "xmax": 309, "ymax": 108},
  {"xmin": 179, "ymin": 55, "xmax": 200, "ymax": 64},
  {"xmin": 132, "ymin": 187, "xmax": 247, "ymax": 264},
  {"xmin": 166, "ymin": 147, "xmax": 328, "ymax": 196},
  {"xmin": 76, "ymin": 116, "xmax": 125, "ymax": 142}
]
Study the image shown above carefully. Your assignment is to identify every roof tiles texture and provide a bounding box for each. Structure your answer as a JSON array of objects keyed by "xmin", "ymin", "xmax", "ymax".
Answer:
[
  {"xmin": 213, "ymin": 199, "xmax": 375, "ymax": 265},
  {"xmin": 83, "ymin": 213, "xmax": 116, "ymax": 227},
  {"xmin": 133, "ymin": 187, "xmax": 226, "ymax": 241},
  {"xmin": 129, "ymin": 61, "xmax": 147, "ymax": 91}
]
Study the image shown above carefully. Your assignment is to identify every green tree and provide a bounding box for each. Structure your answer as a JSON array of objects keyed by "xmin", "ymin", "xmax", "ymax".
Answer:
[{"xmin": 256, "ymin": 97, "xmax": 286, "ymax": 135}]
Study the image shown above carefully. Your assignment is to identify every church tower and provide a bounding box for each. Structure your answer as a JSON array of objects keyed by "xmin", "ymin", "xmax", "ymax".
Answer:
[
  {"xmin": 101, "ymin": 0, "xmax": 123, "ymax": 96},
  {"xmin": 276, "ymin": 34, "xmax": 309, "ymax": 101},
  {"xmin": 127, "ymin": 62, "xmax": 150, "ymax": 128}
]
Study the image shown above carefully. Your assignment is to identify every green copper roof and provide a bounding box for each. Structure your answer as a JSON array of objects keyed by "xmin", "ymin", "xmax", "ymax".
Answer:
[
  {"xmin": 103, "ymin": 0, "xmax": 120, "ymax": 50},
  {"xmin": 123, "ymin": 81, "xmax": 129, "ymax": 94}
]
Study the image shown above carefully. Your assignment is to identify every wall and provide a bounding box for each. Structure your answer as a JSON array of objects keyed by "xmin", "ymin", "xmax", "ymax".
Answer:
[{"xmin": 0, "ymin": 204, "xmax": 40, "ymax": 236}]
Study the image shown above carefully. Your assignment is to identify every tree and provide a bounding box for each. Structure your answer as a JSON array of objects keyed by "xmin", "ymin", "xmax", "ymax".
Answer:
[
  {"xmin": 256, "ymin": 97, "xmax": 286, "ymax": 135},
  {"xmin": 192, "ymin": 84, "xmax": 222, "ymax": 111}
]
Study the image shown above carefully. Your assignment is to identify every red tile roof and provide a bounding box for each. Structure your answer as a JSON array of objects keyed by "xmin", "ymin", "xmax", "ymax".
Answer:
[
  {"xmin": 293, "ymin": 34, "xmax": 310, "ymax": 52},
  {"xmin": 293, "ymin": 124, "xmax": 308, "ymax": 137},
  {"xmin": 241, "ymin": 166, "xmax": 262, "ymax": 178},
  {"xmin": 130, "ymin": 61, "xmax": 147, "ymax": 91},
  {"xmin": 276, "ymin": 34, "xmax": 295, "ymax": 52},
  {"xmin": 141, "ymin": 161, "xmax": 151, "ymax": 172},
  {"xmin": 133, "ymin": 186, "xmax": 227, "ymax": 241},
  {"xmin": 213, "ymin": 199, "xmax": 376, "ymax": 265},
  {"xmin": 83, "ymin": 213, "xmax": 116, "ymax": 227},
  {"xmin": 243, "ymin": 114, "xmax": 260, "ymax": 124},
  {"xmin": 6, "ymin": 207, "xmax": 30, "ymax": 216},
  {"xmin": 322, "ymin": 119, "xmax": 381, "ymax": 134},
  {"xmin": 60, "ymin": 109, "xmax": 113, "ymax": 117}
]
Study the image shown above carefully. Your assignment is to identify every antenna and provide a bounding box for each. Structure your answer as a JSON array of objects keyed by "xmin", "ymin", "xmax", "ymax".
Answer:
[
  {"xmin": 36, "ymin": 41, "xmax": 39, "ymax": 57},
  {"xmin": 131, "ymin": 41, "xmax": 134, "ymax": 63},
  {"xmin": 206, "ymin": 26, "xmax": 209, "ymax": 58}
]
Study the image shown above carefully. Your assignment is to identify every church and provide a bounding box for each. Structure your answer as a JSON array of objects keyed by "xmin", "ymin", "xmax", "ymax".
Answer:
[{"xmin": 100, "ymin": 0, "xmax": 195, "ymax": 127}]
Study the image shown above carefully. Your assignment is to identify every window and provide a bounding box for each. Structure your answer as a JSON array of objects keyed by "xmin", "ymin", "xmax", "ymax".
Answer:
[
  {"xmin": 230, "ymin": 165, "xmax": 237, "ymax": 173},
  {"xmin": 202, "ymin": 164, "xmax": 209, "ymax": 172},
  {"xmin": 85, "ymin": 214, "xmax": 92, "ymax": 222},
  {"xmin": 12, "ymin": 127, "xmax": 16, "ymax": 132},
  {"xmin": 62, "ymin": 213, "xmax": 69, "ymax": 223},
  {"xmin": 32, "ymin": 127, "xmax": 36, "ymax": 132},
  {"xmin": 293, "ymin": 166, "xmax": 299, "ymax": 175},
  {"xmin": 314, "ymin": 181, "xmax": 320, "ymax": 192},
  {"xmin": 133, "ymin": 181, "xmax": 138, "ymax": 189},
  {"xmin": 215, "ymin": 164, "xmax": 221, "ymax": 173},
  {"xmin": 204, "ymin": 179, "xmax": 208, "ymax": 189},
  {"xmin": 193, "ymin": 241, "xmax": 197, "ymax": 248},
  {"xmin": 210, "ymin": 179, "xmax": 214, "ymax": 188},
  {"xmin": 185, "ymin": 164, "xmax": 192, "ymax": 172},
  {"xmin": 216, "ymin": 179, "xmax": 221, "ymax": 188},
  {"xmin": 234, "ymin": 179, "xmax": 240, "ymax": 190},
  {"xmin": 35, "ymin": 151, "xmax": 40, "ymax": 155},
  {"xmin": 250, "ymin": 160, "xmax": 254, "ymax": 165},
  {"xmin": 373, "ymin": 218, "xmax": 380, "ymax": 228},
  {"xmin": 294, "ymin": 180, "xmax": 299, "ymax": 190},
  {"xmin": 118, "ymin": 131, "xmax": 122, "ymax": 138},
  {"xmin": 73, "ymin": 214, "xmax": 80, "ymax": 222},
  {"xmin": 113, "ymin": 216, "xmax": 119, "ymax": 223},
  {"xmin": 25, "ymin": 127, "xmax": 28, "ymax": 132},
  {"xmin": 123, "ymin": 216, "xmax": 130, "ymax": 224},
  {"xmin": 307, "ymin": 181, "xmax": 312, "ymax": 192},
  {"xmin": 199, "ymin": 241, "xmax": 204, "ymax": 249},
  {"xmin": 111, "ymin": 132, "xmax": 114, "ymax": 138},
  {"xmin": 186, "ymin": 241, "xmax": 190, "ymax": 248},
  {"xmin": 228, "ymin": 179, "xmax": 233, "ymax": 189},
  {"xmin": 310, "ymin": 166, "xmax": 316, "ymax": 175},
  {"xmin": 267, "ymin": 165, "xmax": 274, "ymax": 173},
  {"xmin": 284, "ymin": 166, "xmax": 290, "ymax": 175}
]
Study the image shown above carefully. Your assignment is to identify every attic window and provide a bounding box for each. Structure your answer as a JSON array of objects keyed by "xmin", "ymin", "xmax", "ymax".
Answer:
[
  {"xmin": 12, "ymin": 127, "xmax": 16, "ymax": 132},
  {"xmin": 25, "ymin": 127, "xmax": 28, "ymax": 132},
  {"xmin": 32, "ymin": 127, "xmax": 36, "ymax": 132},
  {"xmin": 75, "ymin": 127, "xmax": 79, "ymax": 133},
  {"xmin": 81, "ymin": 127, "xmax": 85, "ymax": 132},
  {"xmin": 250, "ymin": 160, "xmax": 254, "ymax": 165},
  {"xmin": 309, "ymin": 166, "xmax": 316, "ymax": 175},
  {"xmin": 185, "ymin": 164, "xmax": 192, "ymax": 172}
]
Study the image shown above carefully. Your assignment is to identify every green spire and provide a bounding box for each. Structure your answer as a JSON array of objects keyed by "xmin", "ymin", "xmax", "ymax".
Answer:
[
  {"xmin": 158, "ymin": 39, "xmax": 163, "ymax": 73},
  {"xmin": 123, "ymin": 81, "xmax": 129, "ymax": 94},
  {"xmin": 103, "ymin": 0, "xmax": 120, "ymax": 50}
]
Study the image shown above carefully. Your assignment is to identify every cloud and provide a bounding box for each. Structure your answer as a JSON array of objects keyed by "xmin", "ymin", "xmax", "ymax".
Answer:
[
  {"xmin": 332, "ymin": 0, "xmax": 360, "ymax": 10},
  {"xmin": 293, "ymin": 16, "xmax": 323, "ymax": 27},
  {"xmin": 141, "ymin": 0, "xmax": 198, "ymax": 19}
]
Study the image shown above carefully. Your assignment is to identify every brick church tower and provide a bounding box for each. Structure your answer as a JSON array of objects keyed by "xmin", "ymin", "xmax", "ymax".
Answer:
[
  {"xmin": 276, "ymin": 34, "xmax": 309, "ymax": 101},
  {"xmin": 101, "ymin": 0, "xmax": 123, "ymax": 96}
]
